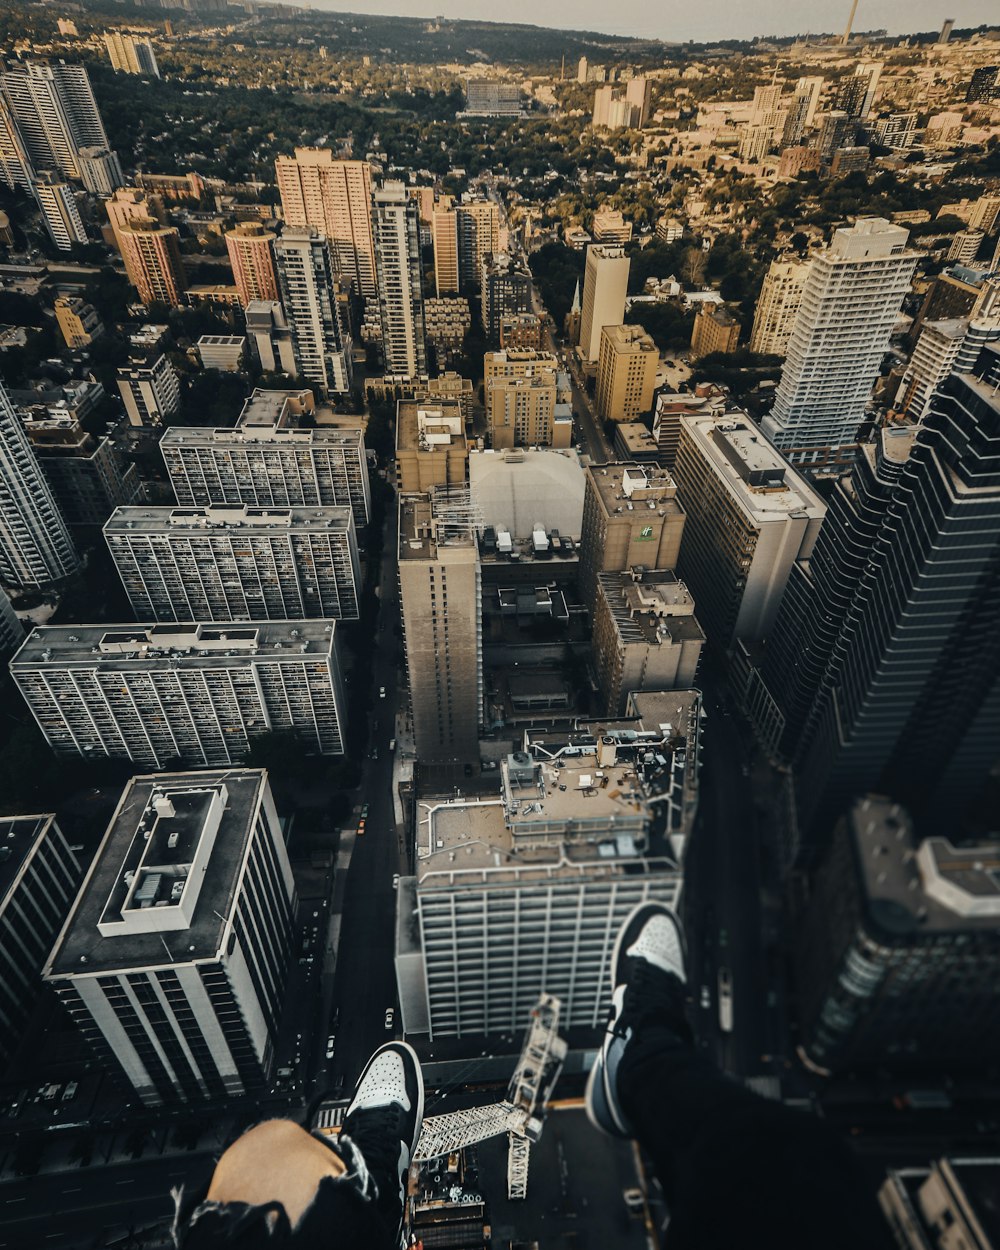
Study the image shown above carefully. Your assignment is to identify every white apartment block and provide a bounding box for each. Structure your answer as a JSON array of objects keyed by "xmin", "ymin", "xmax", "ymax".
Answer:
[
  {"xmin": 750, "ymin": 257, "xmax": 810, "ymax": 356},
  {"xmin": 34, "ymin": 174, "xmax": 87, "ymax": 250},
  {"xmin": 117, "ymin": 354, "xmax": 180, "ymax": 427},
  {"xmin": 12, "ymin": 620, "xmax": 347, "ymax": 767},
  {"xmin": 160, "ymin": 389, "xmax": 371, "ymax": 529},
  {"xmin": 579, "ymin": 245, "xmax": 630, "ymax": 363},
  {"xmin": 104, "ymin": 32, "xmax": 160, "ymax": 78},
  {"xmin": 105, "ymin": 504, "xmax": 360, "ymax": 623},
  {"xmin": 44, "ymin": 769, "xmax": 294, "ymax": 1105},
  {"xmin": 372, "ymin": 183, "xmax": 428, "ymax": 379},
  {"xmin": 763, "ymin": 218, "xmax": 916, "ymax": 460},
  {"xmin": 273, "ymin": 229, "xmax": 352, "ymax": 396}
]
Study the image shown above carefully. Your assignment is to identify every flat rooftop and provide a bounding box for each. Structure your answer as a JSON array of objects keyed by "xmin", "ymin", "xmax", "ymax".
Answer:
[
  {"xmin": 683, "ymin": 417, "xmax": 826, "ymax": 524},
  {"xmin": 849, "ymin": 796, "xmax": 1000, "ymax": 934},
  {"xmin": 13, "ymin": 620, "xmax": 336, "ymax": 668},
  {"xmin": 587, "ymin": 463, "xmax": 682, "ymax": 520},
  {"xmin": 598, "ymin": 570, "xmax": 705, "ymax": 647},
  {"xmin": 105, "ymin": 504, "xmax": 354, "ymax": 536},
  {"xmin": 45, "ymin": 771, "xmax": 267, "ymax": 977},
  {"xmin": 0, "ymin": 815, "xmax": 60, "ymax": 907},
  {"xmin": 399, "ymin": 493, "xmax": 476, "ymax": 562},
  {"xmin": 160, "ymin": 422, "xmax": 364, "ymax": 448},
  {"xmin": 396, "ymin": 399, "xmax": 466, "ymax": 453}
]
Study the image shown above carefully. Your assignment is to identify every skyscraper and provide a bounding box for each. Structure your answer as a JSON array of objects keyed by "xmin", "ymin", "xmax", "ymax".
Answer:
[
  {"xmin": 456, "ymin": 200, "xmax": 500, "ymax": 291},
  {"xmin": 13, "ymin": 620, "xmax": 348, "ymax": 766},
  {"xmin": 76, "ymin": 145, "xmax": 123, "ymax": 195},
  {"xmin": 398, "ymin": 490, "xmax": 482, "ymax": 764},
  {"xmin": 105, "ymin": 187, "xmax": 152, "ymax": 252},
  {"xmin": 225, "ymin": 222, "xmax": 279, "ymax": 306},
  {"xmin": 117, "ymin": 217, "xmax": 188, "ymax": 307},
  {"xmin": 757, "ymin": 348, "xmax": 1000, "ymax": 855},
  {"xmin": 104, "ymin": 31, "xmax": 160, "ymax": 77},
  {"xmin": 273, "ymin": 228, "xmax": 352, "ymax": 396},
  {"xmin": 274, "ymin": 149, "xmax": 377, "ymax": 300},
  {"xmin": 105, "ymin": 504, "xmax": 361, "ymax": 623},
  {"xmin": 595, "ymin": 324, "xmax": 658, "ymax": 422},
  {"xmin": 0, "ymin": 102, "xmax": 35, "ymax": 191},
  {"xmin": 837, "ymin": 61, "xmax": 882, "ymax": 119},
  {"xmin": 0, "ymin": 61, "xmax": 112, "ymax": 181},
  {"xmin": 762, "ymin": 218, "xmax": 916, "ymax": 466},
  {"xmin": 33, "ymin": 172, "xmax": 87, "ymax": 250},
  {"xmin": 432, "ymin": 206, "xmax": 459, "ymax": 296},
  {"xmin": 0, "ymin": 380, "xmax": 79, "ymax": 588},
  {"xmin": 740, "ymin": 83, "xmax": 785, "ymax": 162},
  {"xmin": 781, "ymin": 77, "xmax": 823, "ymax": 146},
  {"xmin": 624, "ymin": 75, "xmax": 653, "ymax": 128},
  {"xmin": 579, "ymin": 245, "xmax": 630, "ymax": 363},
  {"xmin": 44, "ymin": 769, "xmax": 295, "ymax": 1106},
  {"xmin": 372, "ymin": 183, "xmax": 427, "ymax": 380},
  {"xmin": 750, "ymin": 257, "xmax": 810, "ymax": 356}
]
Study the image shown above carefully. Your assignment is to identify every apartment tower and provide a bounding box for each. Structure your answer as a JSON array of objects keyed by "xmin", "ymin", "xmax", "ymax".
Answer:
[
  {"xmin": 372, "ymin": 183, "xmax": 427, "ymax": 380},
  {"xmin": 273, "ymin": 228, "xmax": 352, "ymax": 395},
  {"xmin": 579, "ymin": 245, "xmax": 630, "ymax": 363},
  {"xmin": 225, "ymin": 222, "xmax": 279, "ymax": 306},
  {"xmin": 117, "ymin": 217, "xmax": 188, "ymax": 307}
]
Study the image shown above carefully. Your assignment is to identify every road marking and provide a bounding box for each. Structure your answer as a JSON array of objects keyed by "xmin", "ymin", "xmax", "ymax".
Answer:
[
  {"xmin": 5, "ymin": 1197, "xmax": 26, "ymax": 1203},
  {"xmin": 62, "ymin": 1187, "xmax": 82, "ymax": 1193},
  {"xmin": 115, "ymin": 1178, "xmax": 134, "ymax": 1185}
]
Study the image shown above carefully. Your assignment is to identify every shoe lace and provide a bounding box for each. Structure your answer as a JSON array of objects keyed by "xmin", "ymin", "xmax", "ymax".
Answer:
[
  {"xmin": 342, "ymin": 1105, "xmax": 404, "ymax": 1192},
  {"xmin": 619, "ymin": 960, "xmax": 687, "ymax": 1034}
]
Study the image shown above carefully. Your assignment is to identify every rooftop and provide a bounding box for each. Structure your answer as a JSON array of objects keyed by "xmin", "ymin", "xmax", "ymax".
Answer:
[
  {"xmin": 399, "ymin": 491, "xmax": 477, "ymax": 562},
  {"xmin": 849, "ymin": 796, "xmax": 1000, "ymax": 935},
  {"xmin": 598, "ymin": 569, "xmax": 705, "ymax": 648},
  {"xmin": 45, "ymin": 771, "xmax": 268, "ymax": 977},
  {"xmin": 396, "ymin": 399, "xmax": 466, "ymax": 454},
  {"xmin": 105, "ymin": 504, "xmax": 354, "ymax": 536},
  {"xmin": 587, "ymin": 462, "xmax": 681, "ymax": 521},
  {"xmin": 13, "ymin": 620, "xmax": 337, "ymax": 668}
]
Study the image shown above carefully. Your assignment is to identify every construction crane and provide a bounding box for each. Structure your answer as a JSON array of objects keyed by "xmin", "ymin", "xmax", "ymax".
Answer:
[{"xmin": 315, "ymin": 994, "xmax": 567, "ymax": 1200}]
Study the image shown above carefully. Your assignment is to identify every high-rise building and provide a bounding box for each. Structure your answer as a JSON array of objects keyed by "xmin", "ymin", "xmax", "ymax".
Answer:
[
  {"xmin": 395, "ymin": 399, "xmax": 468, "ymax": 493},
  {"xmin": 897, "ymin": 318, "xmax": 967, "ymax": 417},
  {"xmin": 106, "ymin": 504, "xmax": 360, "ymax": 623},
  {"xmin": 432, "ymin": 207, "xmax": 459, "ymax": 296},
  {"xmin": 673, "ymin": 414, "xmax": 825, "ymax": 649},
  {"xmin": 13, "ymin": 619, "xmax": 348, "ymax": 766},
  {"xmin": 33, "ymin": 172, "xmax": 87, "ymax": 250},
  {"xmin": 105, "ymin": 187, "xmax": 151, "ymax": 251},
  {"xmin": 795, "ymin": 797, "xmax": 1000, "ymax": 1073},
  {"xmin": 595, "ymin": 324, "xmax": 658, "ymax": 422},
  {"xmin": 625, "ymin": 75, "xmax": 653, "ymax": 127},
  {"xmin": 0, "ymin": 60, "xmax": 113, "ymax": 181},
  {"xmin": 499, "ymin": 313, "xmax": 543, "ymax": 351},
  {"xmin": 480, "ymin": 251, "xmax": 533, "ymax": 340},
  {"xmin": 750, "ymin": 258, "xmax": 810, "ymax": 356},
  {"xmin": 965, "ymin": 65, "xmax": 999, "ymax": 104},
  {"xmin": 0, "ymin": 100, "xmax": 35, "ymax": 192},
  {"xmin": 117, "ymin": 217, "xmax": 188, "ymax": 307},
  {"xmin": 591, "ymin": 207, "xmax": 633, "ymax": 245},
  {"xmin": 23, "ymin": 408, "xmax": 142, "ymax": 528},
  {"xmin": 881, "ymin": 1157, "xmax": 1000, "ymax": 1250},
  {"xmin": 0, "ymin": 814, "xmax": 80, "ymax": 1068},
  {"xmin": 54, "ymin": 295, "xmax": 103, "ymax": 348},
  {"xmin": 372, "ymin": 183, "xmax": 427, "ymax": 380},
  {"xmin": 816, "ymin": 109, "xmax": 856, "ymax": 159},
  {"xmin": 762, "ymin": 218, "xmax": 916, "ymax": 464},
  {"xmin": 160, "ymin": 388, "xmax": 370, "ymax": 528},
  {"xmin": 487, "ymin": 374, "xmax": 560, "ymax": 450},
  {"xmin": 593, "ymin": 567, "xmax": 704, "ymax": 714},
  {"xmin": 690, "ymin": 304, "xmax": 741, "ymax": 359},
  {"xmin": 740, "ymin": 83, "xmax": 785, "ymax": 162},
  {"xmin": 398, "ymin": 490, "xmax": 482, "ymax": 764},
  {"xmin": 0, "ymin": 585, "xmax": 23, "ymax": 653},
  {"xmin": 837, "ymin": 61, "xmax": 882, "ymax": 119},
  {"xmin": 76, "ymin": 145, "xmax": 123, "ymax": 195},
  {"xmin": 0, "ymin": 380, "xmax": 79, "ymax": 588},
  {"xmin": 463, "ymin": 79, "xmax": 522, "ymax": 116},
  {"xmin": 117, "ymin": 353, "xmax": 180, "ymax": 427},
  {"xmin": 273, "ymin": 228, "xmax": 352, "ymax": 396},
  {"xmin": 44, "ymin": 769, "xmax": 295, "ymax": 1106},
  {"xmin": 579, "ymin": 463, "xmax": 686, "ymax": 603},
  {"xmin": 782, "ymin": 76, "xmax": 823, "ymax": 146},
  {"xmin": 104, "ymin": 31, "xmax": 160, "ymax": 77},
  {"xmin": 579, "ymin": 245, "xmax": 630, "ymax": 363},
  {"xmin": 947, "ymin": 229, "xmax": 984, "ymax": 265},
  {"xmin": 872, "ymin": 111, "xmax": 919, "ymax": 152},
  {"xmin": 967, "ymin": 193, "xmax": 1000, "ymax": 236},
  {"xmin": 225, "ymin": 222, "xmax": 278, "ymax": 307},
  {"xmin": 456, "ymin": 200, "xmax": 500, "ymax": 291},
  {"xmin": 274, "ymin": 150, "xmax": 377, "ymax": 300}
]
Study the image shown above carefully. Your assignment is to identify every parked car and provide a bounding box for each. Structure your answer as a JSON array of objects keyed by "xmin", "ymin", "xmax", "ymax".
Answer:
[{"xmin": 384, "ymin": 1008, "xmax": 394, "ymax": 1030}]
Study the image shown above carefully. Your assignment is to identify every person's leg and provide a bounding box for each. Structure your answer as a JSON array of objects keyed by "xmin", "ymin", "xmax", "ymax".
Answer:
[
  {"xmin": 587, "ymin": 903, "xmax": 891, "ymax": 1250},
  {"xmin": 173, "ymin": 1042, "xmax": 424, "ymax": 1249}
]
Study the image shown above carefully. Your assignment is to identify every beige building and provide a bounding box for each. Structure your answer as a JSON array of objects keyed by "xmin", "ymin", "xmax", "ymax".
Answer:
[
  {"xmin": 580, "ymin": 245, "xmax": 630, "ymax": 362},
  {"xmin": 880, "ymin": 1157, "xmax": 1000, "ymax": 1250},
  {"xmin": 579, "ymin": 463, "xmax": 686, "ymax": 602},
  {"xmin": 118, "ymin": 217, "xmax": 188, "ymax": 307},
  {"xmin": 487, "ymin": 374, "xmax": 569, "ymax": 449},
  {"xmin": 413, "ymin": 371, "xmax": 475, "ymax": 422},
  {"xmin": 225, "ymin": 222, "xmax": 278, "ymax": 307},
  {"xmin": 691, "ymin": 304, "xmax": 740, "ymax": 359},
  {"xmin": 673, "ymin": 414, "xmax": 825, "ymax": 648},
  {"xmin": 432, "ymin": 207, "xmax": 459, "ymax": 296},
  {"xmin": 750, "ymin": 258, "xmax": 810, "ymax": 356},
  {"xmin": 593, "ymin": 568, "xmax": 705, "ymax": 714},
  {"xmin": 596, "ymin": 324, "xmax": 658, "ymax": 422},
  {"xmin": 456, "ymin": 200, "xmax": 500, "ymax": 290},
  {"xmin": 54, "ymin": 296, "xmax": 103, "ymax": 348},
  {"xmin": 274, "ymin": 149, "xmax": 376, "ymax": 300},
  {"xmin": 484, "ymin": 348, "xmax": 560, "ymax": 384},
  {"xmin": 499, "ymin": 313, "xmax": 543, "ymax": 350},
  {"xmin": 591, "ymin": 207, "xmax": 633, "ymax": 245},
  {"xmin": 398, "ymin": 491, "xmax": 482, "ymax": 764},
  {"xmin": 396, "ymin": 399, "xmax": 468, "ymax": 492},
  {"xmin": 105, "ymin": 187, "xmax": 153, "ymax": 252}
]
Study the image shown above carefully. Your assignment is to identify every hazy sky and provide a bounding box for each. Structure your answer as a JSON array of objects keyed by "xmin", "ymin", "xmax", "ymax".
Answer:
[{"xmin": 302, "ymin": 1, "xmax": 997, "ymax": 43}]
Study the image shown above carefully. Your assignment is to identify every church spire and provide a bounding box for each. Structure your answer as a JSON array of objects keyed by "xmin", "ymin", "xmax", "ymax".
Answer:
[{"xmin": 571, "ymin": 279, "xmax": 581, "ymax": 314}]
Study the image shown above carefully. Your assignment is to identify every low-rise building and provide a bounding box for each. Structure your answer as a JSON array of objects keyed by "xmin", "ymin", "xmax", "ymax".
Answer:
[
  {"xmin": 196, "ymin": 335, "xmax": 245, "ymax": 372},
  {"xmin": 690, "ymin": 304, "xmax": 740, "ymax": 359},
  {"xmin": 54, "ymin": 295, "xmax": 103, "ymax": 348},
  {"xmin": 591, "ymin": 207, "xmax": 633, "ymax": 245},
  {"xmin": 499, "ymin": 312, "xmax": 543, "ymax": 351}
]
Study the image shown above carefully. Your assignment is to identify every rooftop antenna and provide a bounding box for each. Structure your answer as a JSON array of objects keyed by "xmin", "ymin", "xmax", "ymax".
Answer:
[{"xmin": 841, "ymin": 0, "xmax": 860, "ymax": 45}]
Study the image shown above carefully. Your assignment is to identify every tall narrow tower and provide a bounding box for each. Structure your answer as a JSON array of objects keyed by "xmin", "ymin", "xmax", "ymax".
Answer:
[
  {"xmin": 273, "ymin": 229, "xmax": 352, "ymax": 396},
  {"xmin": 372, "ymin": 183, "xmax": 427, "ymax": 380},
  {"xmin": 0, "ymin": 379, "xmax": 79, "ymax": 588}
]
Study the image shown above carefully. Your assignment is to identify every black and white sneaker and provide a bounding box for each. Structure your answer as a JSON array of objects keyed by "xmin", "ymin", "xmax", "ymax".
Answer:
[
  {"xmin": 340, "ymin": 1043, "xmax": 424, "ymax": 1245},
  {"xmin": 586, "ymin": 902, "xmax": 687, "ymax": 1139}
]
